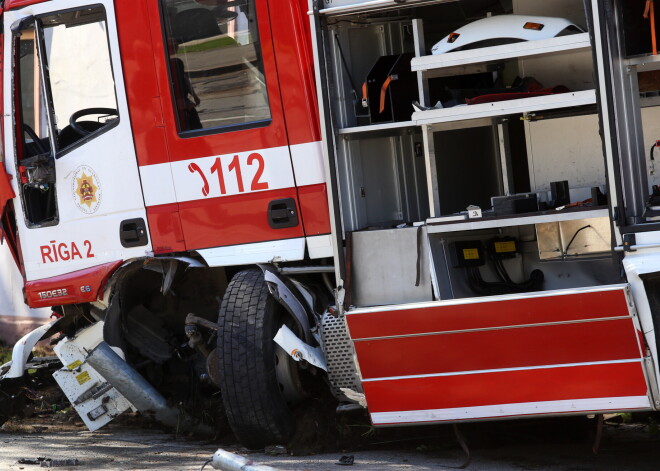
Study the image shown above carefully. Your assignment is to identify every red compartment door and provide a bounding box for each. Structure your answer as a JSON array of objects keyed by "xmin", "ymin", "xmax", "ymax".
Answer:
[{"xmin": 345, "ymin": 285, "xmax": 652, "ymax": 426}]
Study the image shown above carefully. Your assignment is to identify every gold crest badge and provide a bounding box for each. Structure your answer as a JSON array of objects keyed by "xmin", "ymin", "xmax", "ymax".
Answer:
[{"xmin": 72, "ymin": 166, "xmax": 102, "ymax": 214}]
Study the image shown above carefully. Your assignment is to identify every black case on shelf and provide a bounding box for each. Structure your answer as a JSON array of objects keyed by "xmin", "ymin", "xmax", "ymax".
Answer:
[{"xmin": 359, "ymin": 53, "xmax": 417, "ymax": 125}]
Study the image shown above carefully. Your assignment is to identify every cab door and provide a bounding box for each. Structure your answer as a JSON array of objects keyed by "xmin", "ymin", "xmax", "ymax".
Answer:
[
  {"xmin": 143, "ymin": 0, "xmax": 305, "ymax": 266},
  {"xmin": 4, "ymin": 1, "xmax": 150, "ymax": 305}
]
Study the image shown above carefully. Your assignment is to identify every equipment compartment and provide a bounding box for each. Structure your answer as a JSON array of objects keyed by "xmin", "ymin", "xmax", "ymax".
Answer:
[{"xmin": 320, "ymin": 0, "xmax": 624, "ymax": 305}]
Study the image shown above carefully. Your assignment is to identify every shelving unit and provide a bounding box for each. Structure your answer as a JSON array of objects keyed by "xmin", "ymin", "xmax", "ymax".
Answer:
[
  {"xmin": 407, "ymin": 13, "xmax": 598, "ymax": 219},
  {"xmin": 337, "ymin": 120, "xmax": 416, "ymax": 135},
  {"xmin": 625, "ymin": 53, "xmax": 660, "ymax": 73},
  {"xmin": 326, "ymin": 0, "xmax": 604, "ymax": 229}
]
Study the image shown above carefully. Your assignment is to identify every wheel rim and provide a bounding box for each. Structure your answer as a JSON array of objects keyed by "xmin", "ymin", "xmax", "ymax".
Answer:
[{"xmin": 274, "ymin": 345, "xmax": 306, "ymax": 405}]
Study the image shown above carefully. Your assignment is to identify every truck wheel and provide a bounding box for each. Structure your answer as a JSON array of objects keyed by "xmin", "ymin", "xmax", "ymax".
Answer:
[{"xmin": 216, "ymin": 269, "xmax": 298, "ymax": 449}]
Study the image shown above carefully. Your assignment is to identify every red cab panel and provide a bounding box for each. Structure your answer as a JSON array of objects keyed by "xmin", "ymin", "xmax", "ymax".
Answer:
[{"xmin": 25, "ymin": 261, "xmax": 123, "ymax": 308}]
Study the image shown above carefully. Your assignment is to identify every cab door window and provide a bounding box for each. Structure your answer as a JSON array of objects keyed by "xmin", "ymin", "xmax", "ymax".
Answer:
[
  {"xmin": 160, "ymin": 0, "xmax": 271, "ymax": 133},
  {"xmin": 41, "ymin": 6, "xmax": 119, "ymax": 153},
  {"xmin": 17, "ymin": 31, "xmax": 52, "ymax": 160},
  {"xmin": 15, "ymin": 30, "xmax": 56, "ymax": 226}
]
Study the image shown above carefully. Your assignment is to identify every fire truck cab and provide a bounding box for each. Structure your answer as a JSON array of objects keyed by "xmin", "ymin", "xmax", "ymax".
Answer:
[{"xmin": 2, "ymin": 0, "xmax": 660, "ymax": 451}]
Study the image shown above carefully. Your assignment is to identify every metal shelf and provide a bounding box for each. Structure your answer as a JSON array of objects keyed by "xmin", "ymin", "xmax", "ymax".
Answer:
[
  {"xmin": 413, "ymin": 90, "xmax": 597, "ymax": 127},
  {"xmin": 317, "ymin": 0, "xmax": 456, "ymax": 16},
  {"xmin": 426, "ymin": 207, "xmax": 609, "ymax": 234},
  {"xmin": 411, "ymin": 33, "xmax": 591, "ymax": 78},
  {"xmin": 337, "ymin": 120, "xmax": 416, "ymax": 135},
  {"xmin": 625, "ymin": 54, "xmax": 660, "ymax": 73}
]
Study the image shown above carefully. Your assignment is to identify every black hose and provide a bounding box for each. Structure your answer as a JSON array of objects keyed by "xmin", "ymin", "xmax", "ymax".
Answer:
[{"xmin": 563, "ymin": 225, "xmax": 592, "ymax": 257}]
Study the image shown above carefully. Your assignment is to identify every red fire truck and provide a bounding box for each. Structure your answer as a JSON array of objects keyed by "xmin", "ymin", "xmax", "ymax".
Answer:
[{"xmin": 1, "ymin": 0, "xmax": 660, "ymax": 451}]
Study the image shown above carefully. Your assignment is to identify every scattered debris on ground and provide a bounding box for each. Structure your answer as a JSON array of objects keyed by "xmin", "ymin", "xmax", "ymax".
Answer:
[
  {"xmin": 17, "ymin": 457, "xmax": 80, "ymax": 468},
  {"xmin": 4, "ymin": 345, "xmax": 660, "ymax": 470}
]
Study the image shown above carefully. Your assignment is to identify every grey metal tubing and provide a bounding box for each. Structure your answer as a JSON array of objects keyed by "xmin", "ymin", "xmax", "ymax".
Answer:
[
  {"xmin": 614, "ymin": 242, "xmax": 660, "ymax": 252},
  {"xmin": 86, "ymin": 342, "xmax": 213, "ymax": 436},
  {"xmin": 278, "ymin": 266, "xmax": 335, "ymax": 274},
  {"xmin": 211, "ymin": 449, "xmax": 280, "ymax": 471}
]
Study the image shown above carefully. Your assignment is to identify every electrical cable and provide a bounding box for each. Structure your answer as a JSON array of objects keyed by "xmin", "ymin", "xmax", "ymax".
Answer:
[
  {"xmin": 200, "ymin": 459, "xmax": 213, "ymax": 471},
  {"xmin": 650, "ymin": 142, "xmax": 658, "ymax": 175},
  {"xmin": 334, "ymin": 34, "xmax": 359, "ymax": 102},
  {"xmin": 563, "ymin": 225, "xmax": 592, "ymax": 257},
  {"xmin": 465, "ymin": 240, "xmax": 544, "ymax": 295}
]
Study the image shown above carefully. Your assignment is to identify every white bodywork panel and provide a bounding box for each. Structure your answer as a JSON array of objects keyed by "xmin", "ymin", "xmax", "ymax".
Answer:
[
  {"xmin": 432, "ymin": 15, "xmax": 582, "ymax": 55},
  {"xmin": 197, "ymin": 238, "xmax": 306, "ymax": 266},
  {"xmin": 274, "ymin": 325, "xmax": 328, "ymax": 371},
  {"xmin": 3, "ymin": 0, "xmax": 152, "ymax": 283},
  {"xmin": 306, "ymin": 234, "xmax": 334, "ymax": 259},
  {"xmin": 1, "ymin": 319, "xmax": 56, "ymax": 379},
  {"xmin": 623, "ymin": 248, "xmax": 660, "ymax": 408},
  {"xmin": 52, "ymin": 322, "xmax": 133, "ymax": 431}
]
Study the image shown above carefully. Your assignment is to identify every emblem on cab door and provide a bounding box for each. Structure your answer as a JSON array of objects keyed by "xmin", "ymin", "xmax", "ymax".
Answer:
[{"xmin": 72, "ymin": 165, "xmax": 102, "ymax": 214}]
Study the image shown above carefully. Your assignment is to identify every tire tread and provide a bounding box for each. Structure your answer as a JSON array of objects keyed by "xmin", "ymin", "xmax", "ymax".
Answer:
[{"xmin": 217, "ymin": 269, "xmax": 294, "ymax": 449}]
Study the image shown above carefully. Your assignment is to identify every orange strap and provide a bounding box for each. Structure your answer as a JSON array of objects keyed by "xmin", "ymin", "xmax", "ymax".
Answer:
[
  {"xmin": 379, "ymin": 75, "xmax": 395, "ymax": 114},
  {"xmin": 361, "ymin": 82, "xmax": 368, "ymax": 108},
  {"xmin": 645, "ymin": 0, "xmax": 658, "ymax": 55}
]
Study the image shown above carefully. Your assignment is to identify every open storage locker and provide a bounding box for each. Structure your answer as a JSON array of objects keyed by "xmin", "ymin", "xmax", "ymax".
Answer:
[
  {"xmin": 317, "ymin": 0, "xmax": 628, "ymax": 306},
  {"xmin": 312, "ymin": 0, "xmax": 660, "ymax": 431}
]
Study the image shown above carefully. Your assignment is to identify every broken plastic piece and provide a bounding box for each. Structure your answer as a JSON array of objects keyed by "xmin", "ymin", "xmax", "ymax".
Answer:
[
  {"xmin": 336, "ymin": 455, "xmax": 355, "ymax": 466},
  {"xmin": 18, "ymin": 458, "xmax": 46, "ymax": 465},
  {"xmin": 264, "ymin": 445, "xmax": 288, "ymax": 456},
  {"xmin": 17, "ymin": 458, "xmax": 80, "ymax": 467},
  {"xmin": 412, "ymin": 101, "xmax": 443, "ymax": 112},
  {"xmin": 273, "ymin": 325, "xmax": 327, "ymax": 371},
  {"xmin": 41, "ymin": 459, "xmax": 80, "ymax": 468},
  {"xmin": 339, "ymin": 388, "xmax": 367, "ymax": 408}
]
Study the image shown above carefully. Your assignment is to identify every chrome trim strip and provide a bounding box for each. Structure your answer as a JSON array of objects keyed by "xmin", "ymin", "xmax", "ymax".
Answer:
[
  {"xmin": 352, "ymin": 315, "xmax": 633, "ymax": 342},
  {"xmin": 315, "ymin": 0, "xmax": 455, "ymax": 16},
  {"xmin": 370, "ymin": 396, "xmax": 652, "ymax": 425},
  {"xmin": 361, "ymin": 358, "xmax": 644, "ymax": 382},
  {"xmin": 346, "ymin": 284, "xmax": 630, "ymax": 316}
]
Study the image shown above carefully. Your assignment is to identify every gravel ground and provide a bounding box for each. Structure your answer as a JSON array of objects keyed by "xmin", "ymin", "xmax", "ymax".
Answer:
[{"xmin": 1, "ymin": 416, "xmax": 660, "ymax": 471}]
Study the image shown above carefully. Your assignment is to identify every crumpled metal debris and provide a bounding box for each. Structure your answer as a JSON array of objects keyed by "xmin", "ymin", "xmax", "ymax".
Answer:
[
  {"xmin": 264, "ymin": 445, "xmax": 288, "ymax": 456},
  {"xmin": 17, "ymin": 457, "xmax": 80, "ymax": 467}
]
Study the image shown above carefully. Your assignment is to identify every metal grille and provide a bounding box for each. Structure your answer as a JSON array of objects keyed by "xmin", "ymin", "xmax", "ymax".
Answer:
[{"xmin": 320, "ymin": 313, "xmax": 363, "ymax": 401}]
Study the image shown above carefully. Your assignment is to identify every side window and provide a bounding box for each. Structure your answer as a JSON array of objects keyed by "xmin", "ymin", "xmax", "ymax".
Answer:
[
  {"xmin": 15, "ymin": 31, "xmax": 57, "ymax": 227},
  {"xmin": 17, "ymin": 6, "xmax": 118, "ymax": 161},
  {"xmin": 42, "ymin": 6, "xmax": 119, "ymax": 153},
  {"xmin": 18, "ymin": 32, "xmax": 52, "ymax": 160},
  {"xmin": 160, "ymin": 0, "xmax": 272, "ymax": 134}
]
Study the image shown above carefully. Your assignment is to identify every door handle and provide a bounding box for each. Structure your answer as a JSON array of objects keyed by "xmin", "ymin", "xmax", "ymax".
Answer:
[
  {"xmin": 268, "ymin": 198, "xmax": 299, "ymax": 229},
  {"xmin": 119, "ymin": 218, "xmax": 149, "ymax": 248}
]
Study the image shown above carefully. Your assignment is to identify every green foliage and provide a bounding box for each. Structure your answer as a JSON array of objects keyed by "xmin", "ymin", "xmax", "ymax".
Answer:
[
  {"xmin": 620, "ymin": 413, "xmax": 633, "ymax": 424},
  {"xmin": 0, "ymin": 345, "xmax": 12, "ymax": 365}
]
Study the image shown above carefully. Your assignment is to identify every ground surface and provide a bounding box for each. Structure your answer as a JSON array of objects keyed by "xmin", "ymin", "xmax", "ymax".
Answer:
[{"xmin": 1, "ymin": 415, "xmax": 660, "ymax": 470}]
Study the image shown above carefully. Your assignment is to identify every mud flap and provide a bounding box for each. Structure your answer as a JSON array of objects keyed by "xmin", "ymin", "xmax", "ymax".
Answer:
[{"xmin": 345, "ymin": 285, "xmax": 653, "ymax": 426}]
